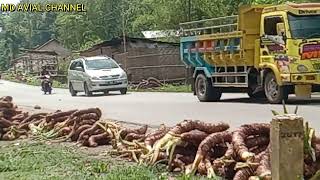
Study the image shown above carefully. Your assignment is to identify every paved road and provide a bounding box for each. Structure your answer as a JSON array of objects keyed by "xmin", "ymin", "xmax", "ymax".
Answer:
[{"xmin": 1, "ymin": 80, "xmax": 320, "ymax": 130}]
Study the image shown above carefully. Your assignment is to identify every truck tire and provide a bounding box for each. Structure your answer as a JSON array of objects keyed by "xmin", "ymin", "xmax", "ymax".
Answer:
[
  {"xmin": 247, "ymin": 88, "xmax": 266, "ymax": 99},
  {"xmin": 264, "ymin": 72, "xmax": 288, "ymax": 104},
  {"xmin": 195, "ymin": 74, "xmax": 221, "ymax": 102},
  {"xmin": 247, "ymin": 70, "xmax": 265, "ymax": 99}
]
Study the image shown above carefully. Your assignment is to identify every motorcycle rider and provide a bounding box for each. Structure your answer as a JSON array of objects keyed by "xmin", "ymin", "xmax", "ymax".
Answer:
[{"xmin": 40, "ymin": 66, "xmax": 51, "ymax": 91}]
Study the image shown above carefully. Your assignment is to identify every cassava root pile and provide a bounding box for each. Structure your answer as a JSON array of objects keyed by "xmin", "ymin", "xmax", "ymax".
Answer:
[
  {"xmin": 133, "ymin": 77, "xmax": 163, "ymax": 90},
  {"xmin": 1, "ymin": 96, "xmax": 320, "ymax": 179},
  {"xmin": 0, "ymin": 96, "xmax": 119, "ymax": 147},
  {"xmin": 0, "ymin": 96, "xmax": 31, "ymax": 140}
]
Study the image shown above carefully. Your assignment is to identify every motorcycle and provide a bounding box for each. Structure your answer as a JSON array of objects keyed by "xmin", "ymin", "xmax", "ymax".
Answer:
[{"xmin": 41, "ymin": 75, "xmax": 52, "ymax": 95}]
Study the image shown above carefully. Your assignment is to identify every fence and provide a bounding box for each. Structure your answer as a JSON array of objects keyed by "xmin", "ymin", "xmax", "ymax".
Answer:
[{"xmin": 114, "ymin": 47, "xmax": 188, "ymax": 84}]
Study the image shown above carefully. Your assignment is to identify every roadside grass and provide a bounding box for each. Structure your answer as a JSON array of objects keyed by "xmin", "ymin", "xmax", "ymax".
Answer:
[
  {"xmin": 2, "ymin": 72, "xmax": 191, "ymax": 93},
  {"xmin": 128, "ymin": 84, "xmax": 192, "ymax": 93},
  {"xmin": 2, "ymin": 73, "xmax": 192, "ymax": 93},
  {"xmin": 0, "ymin": 142, "xmax": 203, "ymax": 180},
  {"xmin": 2, "ymin": 73, "xmax": 67, "ymax": 89}
]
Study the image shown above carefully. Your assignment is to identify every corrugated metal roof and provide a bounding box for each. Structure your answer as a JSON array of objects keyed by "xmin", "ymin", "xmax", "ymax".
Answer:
[
  {"xmin": 142, "ymin": 30, "xmax": 178, "ymax": 39},
  {"xmin": 80, "ymin": 36, "xmax": 178, "ymax": 53}
]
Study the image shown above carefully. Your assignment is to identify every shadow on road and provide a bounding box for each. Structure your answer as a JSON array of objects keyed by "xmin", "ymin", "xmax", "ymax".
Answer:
[
  {"xmin": 76, "ymin": 92, "xmax": 130, "ymax": 97},
  {"xmin": 220, "ymin": 98, "xmax": 267, "ymax": 104},
  {"xmin": 219, "ymin": 97, "xmax": 320, "ymax": 106}
]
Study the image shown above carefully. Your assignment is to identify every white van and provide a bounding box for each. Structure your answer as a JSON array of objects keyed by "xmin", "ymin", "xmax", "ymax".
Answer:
[{"xmin": 67, "ymin": 56, "xmax": 128, "ymax": 96}]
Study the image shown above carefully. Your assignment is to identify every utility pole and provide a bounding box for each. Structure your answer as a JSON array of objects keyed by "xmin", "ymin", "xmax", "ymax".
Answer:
[
  {"xmin": 122, "ymin": 14, "xmax": 127, "ymax": 53},
  {"xmin": 29, "ymin": 18, "xmax": 33, "ymax": 49},
  {"xmin": 185, "ymin": 0, "xmax": 192, "ymax": 85},
  {"xmin": 188, "ymin": 0, "xmax": 191, "ymax": 21},
  {"xmin": 121, "ymin": 1, "xmax": 127, "ymax": 53}
]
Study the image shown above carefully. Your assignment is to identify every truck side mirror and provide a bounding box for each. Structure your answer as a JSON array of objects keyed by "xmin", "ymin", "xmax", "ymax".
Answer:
[{"xmin": 277, "ymin": 23, "xmax": 285, "ymax": 36}]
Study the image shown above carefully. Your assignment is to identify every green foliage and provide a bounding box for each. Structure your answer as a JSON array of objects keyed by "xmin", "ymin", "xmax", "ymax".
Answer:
[
  {"xmin": 0, "ymin": 142, "xmax": 109, "ymax": 179},
  {"xmin": 2, "ymin": 72, "xmax": 67, "ymax": 88},
  {"xmin": 0, "ymin": 142, "xmax": 203, "ymax": 179},
  {"xmin": 0, "ymin": 0, "xmax": 317, "ymax": 70}
]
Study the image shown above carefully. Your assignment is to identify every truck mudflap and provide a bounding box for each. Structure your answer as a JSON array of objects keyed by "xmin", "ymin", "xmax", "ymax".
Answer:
[
  {"xmin": 312, "ymin": 85, "xmax": 320, "ymax": 92},
  {"xmin": 295, "ymin": 84, "xmax": 312, "ymax": 99}
]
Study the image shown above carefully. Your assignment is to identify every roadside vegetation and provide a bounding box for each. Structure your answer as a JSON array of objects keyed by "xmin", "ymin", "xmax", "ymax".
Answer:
[
  {"xmin": 2, "ymin": 72, "xmax": 68, "ymax": 89},
  {"xmin": 0, "ymin": 141, "xmax": 203, "ymax": 180},
  {"xmin": 129, "ymin": 84, "xmax": 192, "ymax": 93},
  {"xmin": 0, "ymin": 0, "xmax": 317, "ymax": 71},
  {"xmin": 2, "ymin": 72, "xmax": 192, "ymax": 93}
]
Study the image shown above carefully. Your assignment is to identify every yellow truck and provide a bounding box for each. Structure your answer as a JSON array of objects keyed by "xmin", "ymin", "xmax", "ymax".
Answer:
[{"xmin": 180, "ymin": 2, "xmax": 320, "ymax": 104}]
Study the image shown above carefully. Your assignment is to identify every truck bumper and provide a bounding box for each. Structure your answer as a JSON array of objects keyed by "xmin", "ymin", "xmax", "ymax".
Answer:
[{"xmin": 289, "ymin": 73, "xmax": 320, "ymax": 85}]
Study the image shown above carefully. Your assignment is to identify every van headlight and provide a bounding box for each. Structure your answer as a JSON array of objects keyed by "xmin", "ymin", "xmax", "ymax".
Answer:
[
  {"xmin": 91, "ymin": 76, "xmax": 100, "ymax": 80},
  {"xmin": 120, "ymin": 72, "xmax": 127, "ymax": 78}
]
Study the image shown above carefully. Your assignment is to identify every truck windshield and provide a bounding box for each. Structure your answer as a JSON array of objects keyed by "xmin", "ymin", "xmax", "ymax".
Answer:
[
  {"xmin": 85, "ymin": 59, "xmax": 118, "ymax": 70},
  {"xmin": 288, "ymin": 13, "xmax": 320, "ymax": 39}
]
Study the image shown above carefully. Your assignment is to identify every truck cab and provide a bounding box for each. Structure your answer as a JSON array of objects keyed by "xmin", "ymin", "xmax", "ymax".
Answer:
[{"xmin": 180, "ymin": 2, "xmax": 320, "ymax": 104}]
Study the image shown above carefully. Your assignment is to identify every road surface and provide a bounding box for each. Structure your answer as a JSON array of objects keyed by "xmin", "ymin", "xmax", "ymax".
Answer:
[{"xmin": 1, "ymin": 80, "xmax": 320, "ymax": 130}]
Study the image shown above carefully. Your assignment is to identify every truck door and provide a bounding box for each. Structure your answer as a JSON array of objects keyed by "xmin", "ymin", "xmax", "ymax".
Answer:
[{"xmin": 260, "ymin": 15, "xmax": 289, "ymax": 74}]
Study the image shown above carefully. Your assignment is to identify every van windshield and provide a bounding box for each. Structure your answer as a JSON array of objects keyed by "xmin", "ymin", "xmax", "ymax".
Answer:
[{"xmin": 85, "ymin": 58, "xmax": 118, "ymax": 70}]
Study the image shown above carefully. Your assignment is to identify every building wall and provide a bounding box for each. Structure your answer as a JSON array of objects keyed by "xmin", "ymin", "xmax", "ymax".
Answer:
[{"xmin": 122, "ymin": 47, "xmax": 185, "ymax": 82}]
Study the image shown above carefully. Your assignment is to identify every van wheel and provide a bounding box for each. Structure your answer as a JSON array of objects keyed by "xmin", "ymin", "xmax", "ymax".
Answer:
[
  {"xmin": 84, "ymin": 82, "xmax": 92, "ymax": 97},
  {"xmin": 69, "ymin": 83, "xmax": 77, "ymax": 96},
  {"xmin": 120, "ymin": 88, "xmax": 127, "ymax": 95},
  {"xmin": 264, "ymin": 72, "xmax": 288, "ymax": 104},
  {"xmin": 195, "ymin": 74, "xmax": 221, "ymax": 102}
]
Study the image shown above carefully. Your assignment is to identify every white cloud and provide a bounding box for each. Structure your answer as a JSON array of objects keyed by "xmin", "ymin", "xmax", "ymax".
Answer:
[{"xmin": 1, "ymin": 0, "xmax": 20, "ymax": 4}]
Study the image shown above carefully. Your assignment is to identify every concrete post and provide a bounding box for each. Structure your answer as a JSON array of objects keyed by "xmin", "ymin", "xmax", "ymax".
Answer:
[{"xmin": 271, "ymin": 114, "xmax": 304, "ymax": 180}]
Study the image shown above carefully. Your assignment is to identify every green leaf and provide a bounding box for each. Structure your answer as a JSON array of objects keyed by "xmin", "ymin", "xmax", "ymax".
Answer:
[
  {"xmin": 304, "ymin": 122, "xmax": 316, "ymax": 162},
  {"xmin": 310, "ymin": 170, "xmax": 320, "ymax": 180},
  {"xmin": 294, "ymin": 106, "xmax": 299, "ymax": 114},
  {"xmin": 282, "ymin": 100, "xmax": 288, "ymax": 114},
  {"xmin": 271, "ymin": 110, "xmax": 280, "ymax": 116}
]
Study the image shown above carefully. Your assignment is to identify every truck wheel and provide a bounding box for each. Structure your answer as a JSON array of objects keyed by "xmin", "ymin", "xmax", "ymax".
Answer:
[
  {"xmin": 247, "ymin": 89, "xmax": 266, "ymax": 99},
  {"xmin": 69, "ymin": 83, "xmax": 77, "ymax": 96},
  {"xmin": 84, "ymin": 82, "xmax": 92, "ymax": 97},
  {"xmin": 264, "ymin": 72, "xmax": 288, "ymax": 104},
  {"xmin": 195, "ymin": 74, "xmax": 221, "ymax": 102}
]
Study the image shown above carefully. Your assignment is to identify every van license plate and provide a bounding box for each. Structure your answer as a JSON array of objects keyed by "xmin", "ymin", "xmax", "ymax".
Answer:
[{"xmin": 108, "ymin": 81, "xmax": 119, "ymax": 85}]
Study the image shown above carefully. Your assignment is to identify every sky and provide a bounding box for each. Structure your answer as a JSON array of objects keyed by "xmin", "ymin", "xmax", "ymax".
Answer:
[{"xmin": 1, "ymin": 0, "xmax": 20, "ymax": 4}]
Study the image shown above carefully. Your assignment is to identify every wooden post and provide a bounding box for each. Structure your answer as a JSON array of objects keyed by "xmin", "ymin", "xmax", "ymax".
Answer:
[{"xmin": 271, "ymin": 114, "xmax": 304, "ymax": 180}]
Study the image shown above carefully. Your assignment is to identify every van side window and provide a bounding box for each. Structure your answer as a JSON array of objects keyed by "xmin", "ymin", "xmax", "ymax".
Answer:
[
  {"xmin": 264, "ymin": 16, "xmax": 283, "ymax": 35},
  {"xmin": 70, "ymin": 61, "xmax": 78, "ymax": 70},
  {"xmin": 78, "ymin": 61, "xmax": 84, "ymax": 69}
]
